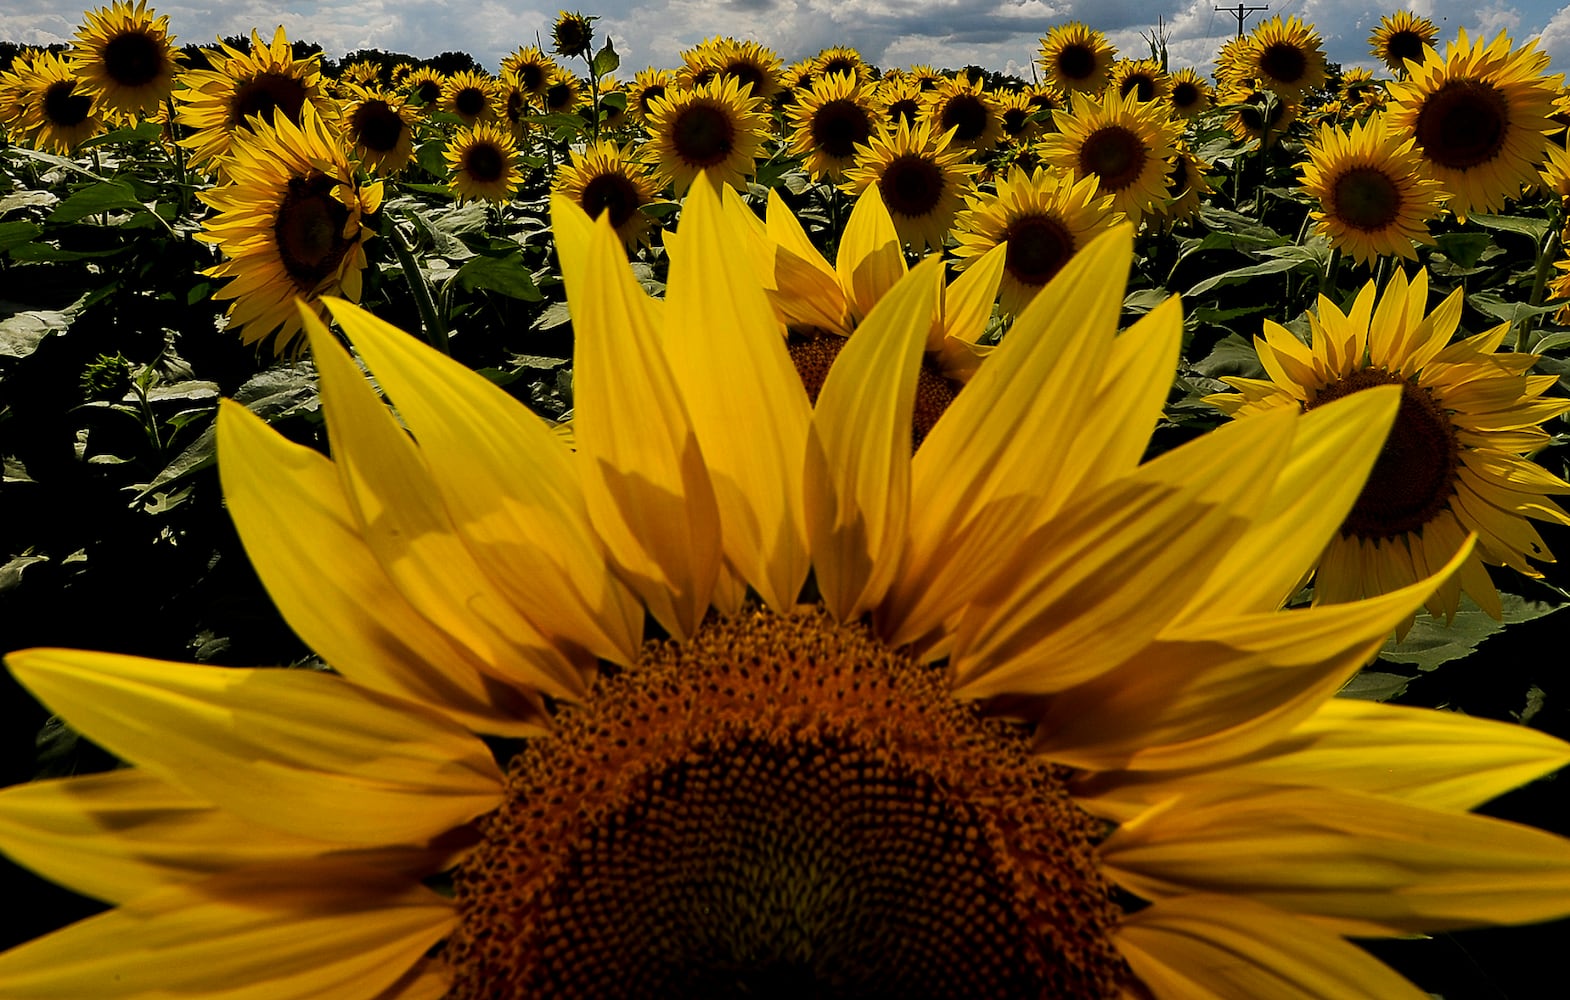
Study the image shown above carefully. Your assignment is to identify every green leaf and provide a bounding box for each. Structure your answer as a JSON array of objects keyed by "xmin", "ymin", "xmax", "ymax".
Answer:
[
  {"xmin": 1434, "ymin": 232, "xmax": 1492, "ymax": 268},
  {"xmin": 591, "ymin": 38, "xmax": 620, "ymax": 77},
  {"xmin": 0, "ymin": 551, "xmax": 50, "ymax": 593},
  {"xmin": 47, "ymin": 180, "xmax": 147, "ymax": 224},
  {"xmin": 1183, "ymin": 256, "xmax": 1303, "ymax": 298},
  {"xmin": 0, "ymin": 190, "xmax": 58, "ymax": 213},
  {"xmin": 0, "ymin": 221, "xmax": 42, "ymax": 254},
  {"xmin": 1379, "ymin": 594, "xmax": 1567, "ymax": 672},
  {"xmin": 1470, "ymin": 214, "xmax": 1549, "ymax": 242},
  {"xmin": 1337, "ymin": 670, "xmax": 1413, "ymax": 702},
  {"xmin": 1468, "ymin": 291, "xmax": 1564, "ymax": 325},
  {"xmin": 452, "ymin": 252, "xmax": 542, "ymax": 300},
  {"xmin": 416, "ymin": 138, "xmax": 450, "ymax": 180},
  {"xmin": 1529, "ymin": 329, "xmax": 1570, "ymax": 353},
  {"xmin": 0, "ymin": 294, "xmax": 88, "ymax": 359},
  {"xmin": 1192, "ymin": 332, "xmax": 1265, "ymax": 378}
]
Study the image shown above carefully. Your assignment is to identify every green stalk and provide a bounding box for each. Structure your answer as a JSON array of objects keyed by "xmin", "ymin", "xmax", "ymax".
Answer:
[
  {"xmin": 1519, "ymin": 223, "xmax": 1561, "ymax": 352},
  {"xmin": 389, "ymin": 217, "xmax": 450, "ymax": 354}
]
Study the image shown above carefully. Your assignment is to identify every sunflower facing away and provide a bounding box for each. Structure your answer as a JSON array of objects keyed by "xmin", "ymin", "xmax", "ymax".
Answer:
[
  {"xmin": 1299, "ymin": 112, "xmax": 1448, "ymax": 265},
  {"xmin": 1040, "ymin": 87, "xmax": 1180, "ymax": 223},
  {"xmin": 951, "ymin": 166, "xmax": 1123, "ymax": 316},
  {"xmin": 644, "ymin": 75, "xmax": 770, "ymax": 194},
  {"xmin": 1387, "ymin": 28, "xmax": 1559, "ymax": 221},
  {"xmin": 5, "ymin": 173, "xmax": 1570, "ymax": 999},
  {"xmin": 69, "ymin": 0, "xmax": 180, "ymax": 116},
  {"xmin": 786, "ymin": 70, "xmax": 877, "ymax": 181},
  {"xmin": 1207, "ymin": 268, "xmax": 1570, "ymax": 621},
  {"xmin": 842, "ymin": 118, "xmax": 977, "ymax": 251},
  {"xmin": 196, "ymin": 107, "xmax": 382, "ymax": 355},
  {"xmin": 444, "ymin": 122, "xmax": 523, "ymax": 205},
  {"xmin": 1371, "ymin": 10, "xmax": 1441, "ymax": 75},
  {"xmin": 552, "ymin": 141, "xmax": 657, "ymax": 250},
  {"xmin": 1038, "ymin": 22, "xmax": 1117, "ymax": 93}
]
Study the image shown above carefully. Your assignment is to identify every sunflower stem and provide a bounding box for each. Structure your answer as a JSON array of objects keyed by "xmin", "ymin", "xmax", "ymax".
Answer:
[
  {"xmin": 389, "ymin": 215, "xmax": 450, "ymax": 354},
  {"xmin": 1520, "ymin": 220, "xmax": 1562, "ymax": 352},
  {"xmin": 164, "ymin": 98, "xmax": 190, "ymax": 221}
]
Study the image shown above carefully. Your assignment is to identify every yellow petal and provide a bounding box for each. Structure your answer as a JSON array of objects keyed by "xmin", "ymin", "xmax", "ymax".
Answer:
[
  {"xmin": 1116, "ymin": 896, "xmax": 1429, "ymax": 1000},
  {"xmin": 1101, "ymin": 785, "xmax": 1570, "ymax": 936},
  {"xmin": 660, "ymin": 172, "xmax": 811, "ymax": 610},
  {"xmin": 807, "ymin": 257, "xmax": 941, "ymax": 621},
  {"xmin": 762, "ymin": 189, "xmax": 846, "ymax": 332},
  {"xmin": 322, "ymin": 297, "xmax": 644, "ymax": 666},
  {"xmin": 568, "ymin": 211, "xmax": 723, "ymax": 639},
  {"xmin": 940, "ymin": 241, "xmax": 1006, "ymax": 346},
  {"xmin": 835, "ymin": 186, "xmax": 907, "ymax": 324},
  {"xmin": 6, "ymin": 649, "xmax": 503, "ymax": 846},
  {"xmin": 0, "ymin": 864, "xmax": 452, "ymax": 1000},
  {"xmin": 216, "ymin": 400, "xmax": 553, "ymax": 732}
]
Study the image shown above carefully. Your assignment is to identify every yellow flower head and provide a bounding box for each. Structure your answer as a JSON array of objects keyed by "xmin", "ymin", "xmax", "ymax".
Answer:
[
  {"xmin": 1110, "ymin": 58, "xmax": 1170, "ymax": 105},
  {"xmin": 841, "ymin": 117, "xmax": 978, "ymax": 251},
  {"xmin": 1167, "ymin": 67, "xmax": 1212, "ymax": 118},
  {"xmin": 441, "ymin": 69, "xmax": 501, "ymax": 126},
  {"xmin": 552, "ymin": 141, "xmax": 658, "ymax": 250},
  {"xmin": 444, "ymin": 121, "xmax": 522, "ymax": 204},
  {"xmin": 1244, "ymin": 15, "xmax": 1329, "ymax": 100},
  {"xmin": 69, "ymin": 0, "xmax": 181, "ymax": 116},
  {"xmin": 1039, "ymin": 87, "xmax": 1182, "ymax": 223},
  {"xmin": 500, "ymin": 46, "xmax": 556, "ymax": 97},
  {"xmin": 922, "ymin": 76, "xmax": 1005, "ymax": 155},
  {"xmin": 1371, "ymin": 9, "xmax": 1441, "ymax": 74},
  {"xmin": 1038, "ymin": 21, "xmax": 1117, "ymax": 93},
  {"xmin": 340, "ymin": 85, "xmax": 420, "ymax": 175},
  {"xmin": 644, "ymin": 75, "xmax": 770, "ymax": 194},
  {"xmin": 786, "ymin": 70, "xmax": 877, "ymax": 181},
  {"xmin": 9, "ymin": 51, "xmax": 105, "ymax": 154}
]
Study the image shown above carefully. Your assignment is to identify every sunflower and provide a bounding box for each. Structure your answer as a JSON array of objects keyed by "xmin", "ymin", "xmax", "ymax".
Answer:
[
  {"xmin": 498, "ymin": 74, "xmax": 536, "ymax": 141},
  {"xmin": 445, "ymin": 122, "xmax": 522, "ymax": 204},
  {"xmin": 441, "ymin": 69, "xmax": 500, "ymax": 126},
  {"xmin": 996, "ymin": 89, "xmax": 1044, "ymax": 144},
  {"xmin": 787, "ymin": 71, "xmax": 877, "ymax": 181},
  {"xmin": 69, "ymin": 0, "xmax": 180, "ymax": 116},
  {"xmin": 1040, "ymin": 87, "xmax": 1180, "ymax": 223},
  {"xmin": 340, "ymin": 59, "xmax": 380, "ymax": 88},
  {"xmin": 644, "ymin": 75, "xmax": 770, "ymax": 194},
  {"xmin": 552, "ymin": 141, "xmax": 657, "ymax": 250},
  {"xmin": 1221, "ymin": 84, "xmax": 1301, "ymax": 147},
  {"xmin": 1372, "ymin": 9, "xmax": 1440, "ymax": 75},
  {"xmin": 403, "ymin": 66, "xmax": 445, "ymax": 108},
  {"xmin": 874, "ymin": 74, "xmax": 924, "ymax": 128},
  {"xmin": 1208, "ymin": 267, "xmax": 1570, "ymax": 620},
  {"xmin": 909, "ymin": 64, "xmax": 945, "ymax": 91},
  {"xmin": 924, "ymin": 76, "xmax": 1006, "ymax": 155},
  {"xmin": 1299, "ymin": 113, "xmax": 1447, "ymax": 265},
  {"xmin": 1166, "ymin": 67, "xmax": 1211, "ymax": 119},
  {"xmin": 196, "ymin": 107, "xmax": 381, "ymax": 355},
  {"xmin": 174, "ymin": 26, "xmax": 336, "ymax": 177},
  {"xmin": 1110, "ymin": 58, "xmax": 1169, "ymax": 105},
  {"xmin": 10, "ymin": 51, "xmax": 105, "ymax": 154},
  {"xmin": 1153, "ymin": 145, "xmax": 1215, "ymax": 230},
  {"xmin": 0, "ymin": 51, "xmax": 38, "ymax": 141},
  {"xmin": 340, "ymin": 85, "xmax": 420, "ymax": 175},
  {"xmin": 1213, "ymin": 36, "xmax": 1253, "ymax": 90},
  {"xmin": 842, "ymin": 118, "xmax": 977, "ymax": 251},
  {"xmin": 952, "ymin": 166, "xmax": 1122, "ymax": 316},
  {"xmin": 1038, "ymin": 22, "xmax": 1117, "ymax": 94},
  {"xmin": 813, "ymin": 45, "xmax": 869, "ymax": 87},
  {"xmin": 6, "ymin": 174, "xmax": 1570, "ymax": 1000},
  {"xmin": 551, "ymin": 9, "xmax": 596, "ymax": 60},
  {"xmin": 711, "ymin": 37, "xmax": 785, "ymax": 101},
  {"xmin": 1388, "ymin": 28, "xmax": 1559, "ymax": 221},
  {"xmin": 1243, "ymin": 15, "xmax": 1328, "ymax": 101},
  {"xmin": 541, "ymin": 69, "xmax": 586, "ymax": 117},
  {"xmin": 628, "ymin": 67, "xmax": 674, "ymax": 123},
  {"xmin": 500, "ymin": 46, "xmax": 556, "ymax": 99}
]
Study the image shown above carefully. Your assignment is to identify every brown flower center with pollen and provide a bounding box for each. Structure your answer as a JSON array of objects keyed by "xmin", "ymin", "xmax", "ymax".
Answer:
[
  {"xmin": 1119, "ymin": 74, "xmax": 1156, "ymax": 103},
  {"xmin": 1056, "ymin": 44, "xmax": 1097, "ymax": 83},
  {"xmin": 1078, "ymin": 127, "xmax": 1146, "ymax": 192},
  {"xmin": 518, "ymin": 63, "xmax": 546, "ymax": 93},
  {"xmin": 351, "ymin": 100, "xmax": 405, "ymax": 153},
  {"xmin": 939, "ymin": 93, "xmax": 990, "ymax": 142},
  {"xmin": 1332, "ymin": 167, "xmax": 1401, "ymax": 231},
  {"xmin": 229, "ymin": 72, "xmax": 309, "ymax": 129},
  {"xmin": 545, "ymin": 81, "xmax": 575, "ymax": 114},
  {"xmin": 102, "ymin": 29, "xmax": 165, "ymax": 88},
  {"xmin": 43, "ymin": 81, "xmax": 92, "ymax": 127},
  {"xmin": 812, "ymin": 99, "xmax": 873, "ymax": 158},
  {"xmin": 879, "ymin": 154, "xmax": 945, "ymax": 218},
  {"xmin": 1386, "ymin": 30, "xmax": 1430, "ymax": 68},
  {"xmin": 673, "ymin": 101, "xmax": 737, "ymax": 166},
  {"xmin": 578, "ymin": 172, "xmax": 642, "ymax": 230},
  {"xmin": 887, "ymin": 97, "xmax": 921, "ymax": 126},
  {"xmin": 788, "ymin": 336, "xmax": 956, "ymax": 450},
  {"xmin": 723, "ymin": 62, "xmax": 767, "ymax": 94},
  {"xmin": 1415, "ymin": 79, "xmax": 1509, "ymax": 170},
  {"xmin": 445, "ymin": 610, "xmax": 1130, "ymax": 1000},
  {"xmin": 820, "ymin": 56, "xmax": 858, "ymax": 79},
  {"xmin": 1002, "ymin": 106, "xmax": 1029, "ymax": 136},
  {"xmin": 637, "ymin": 83, "xmax": 666, "ymax": 116},
  {"xmin": 462, "ymin": 141, "xmax": 507, "ymax": 183},
  {"xmin": 274, "ymin": 172, "xmax": 352, "ymax": 291},
  {"xmin": 454, "ymin": 86, "xmax": 487, "ymax": 119},
  {"xmin": 1259, "ymin": 42, "xmax": 1308, "ymax": 86},
  {"xmin": 1306, "ymin": 369, "xmax": 1461, "ymax": 539},
  {"xmin": 1002, "ymin": 215, "xmax": 1075, "ymax": 288},
  {"xmin": 1171, "ymin": 81, "xmax": 1200, "ymax": 110}
]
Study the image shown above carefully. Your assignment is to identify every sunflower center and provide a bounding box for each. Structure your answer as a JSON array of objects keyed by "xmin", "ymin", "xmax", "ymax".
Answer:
[
  {"xmin": 519, "ymin": 63, "xmax": 546, "ymax": 92},
  {"xmin": 454, "ymin": 86, "xmax": 487, "ymax": 119},
  {"xmin": 1171, "ymin": 81, "xmax": 1200, "ymax": 110},
  {"xmin": 1386, "ymin": 30, "xmax": 1429, "ymax": 68},
  {"xmin": 879, "ymin": 153, "xmax": 945, "ymax": 218},
  {"xmin": 1056, "ymin": 44, "xmax": 1096, "ymax": 82},
  {"xmin": 1306, "ymin": 369, "xmax": 1460, "ymax": 539},
  {"xmin": 102, "ymin": 30, "xmax": 165, "ymax": 87},
  {"xmin": 887, "ymin": 97, "xmax": 921, "ymax": 126},
  {"xmin": 637, "ymin": 83, "xmax": 666, "ymax": 115},
  {"xmin": 939, "ymin": 93, "xmax": 990, "ymax": 142},
  {"xmin": 445, "ymin": 609, "xmax": 1129, "ymax": 1000},
  {"xmin": 1002, "ymin": 214, "xmax": 1076, "ymax": 289},
  {"xmin": 1414, "ymin": 80, "xmax": 1509, "ymax": 170},
  {"xmin": 725, "ymin": 62, "xmax": 766, "ymax": 94},
  {"xmin": 1332, "ymin": 166, "xmax": 1402, "ymax": 231},
  {"xmin": 1002, "ymin": 106, "xmax": 1030, "ymax": 136},
  {"xmin": 462, "ymin": 141, "xmax": 507, "ymax": 183},
  {"xmin": 351, "ymin": 100, "xmax": 405, "ymax": 153},
  {"xmin": 229, "ymin": 71, "xmax": 308, "ymax": 129},
  {"xmin": 671, "ymin": 101, "xmax": 738, "ymax": 166},
  {"xmin": 545, "ymin": 81, "xmax": 575, "ymax": 113},
  {"xmin": 274, "ymin": 172, "xmax": 352, "ymax": 291},
  {"xmin": 579, "ymin": 172, "xmax": 642, "ymax": 229},
  {"xmin": 43, "ymin": 81, "xmax": 92, "ymax": 127},
  {"xmin": 811, "ymin": 99, "xmax": 873, "ymax": 158},
  {"xmin": 1078, "ymin": 127, "xmax": 1146, "ymax": 192},
  {"xmin": 415, "ymin": 79, "xmax": 442, "ymax": 105},
  {"xmin": 821, "ymin": 56, "xmax": 858, "ymax": 78},
  {"xmin": 1259, "ymin": 42, "xmax": 1308, "ymax": 85},
  {"xmin": 1119, "ymin": 74, "xmax": 1155, "ymax": 103}
]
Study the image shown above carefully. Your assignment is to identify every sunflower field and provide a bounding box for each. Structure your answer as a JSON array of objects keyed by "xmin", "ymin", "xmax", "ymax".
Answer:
[{"xmin": 3, "ymin": 2, "xmax": 1570, "ymax": 996}]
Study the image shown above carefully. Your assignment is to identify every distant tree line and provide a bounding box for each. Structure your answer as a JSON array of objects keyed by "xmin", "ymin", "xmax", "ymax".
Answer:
[{"xmin": 0, "ymin": 35, "xmax": 484, "ymax": 78}]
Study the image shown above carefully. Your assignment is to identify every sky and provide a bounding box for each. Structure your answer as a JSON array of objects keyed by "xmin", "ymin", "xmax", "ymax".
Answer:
[{"xmin": 5, "ymin": 1, "xmax": 1570, "ymax": 83}]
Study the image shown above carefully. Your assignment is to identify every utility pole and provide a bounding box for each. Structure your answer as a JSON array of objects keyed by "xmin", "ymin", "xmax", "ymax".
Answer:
[{"xmin": 1216, "ymin": 4, "xmax": 1269, "ymax": 38}]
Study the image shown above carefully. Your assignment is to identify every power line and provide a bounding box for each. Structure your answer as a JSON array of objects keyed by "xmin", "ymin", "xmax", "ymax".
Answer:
[{"xmin": 1215, "ymin": 4, "xmax": 1270, "ymax": 38}]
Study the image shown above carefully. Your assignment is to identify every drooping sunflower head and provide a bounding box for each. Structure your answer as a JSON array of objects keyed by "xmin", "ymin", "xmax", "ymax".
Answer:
[
  {"xmin": 1299, "ymin": 112, "xmax": 1448, "ymax": 265},
  {"xmin": 551, "ymin": 9, "xmax": 596, "ymax": 60},
  {"xmin": 1040, "ymin": 87, "xmax": 1181, "ymax": 223},
  {"xmin": 1371, "ymin": 9, "xmax": 1440, "ymax": 75},
  {"xmin": 841, "ymin": 118, "xmax": 978, "ymax": 251},
  {"xmin": 69, "ymin": 0, "xmax": 181, "ymax": 116},
  {"xmin": 644, "ymin": 75, "xmax": 770, "ymax": 194},
  {"xmin": 341, "ymin": 85, "xmax": 420, "ymax": 175},
  {"xmin": 173, "ymin": 25, "xmax": 334, "ymax": 177},
  {"xmin": 442, "ymin": 69, "xmax": 501, "ymax": 126},
  {"xmin": 952, "ymin": 167, "xmax": 1123, "ymax": 316},
  {"xmin": 1388, "ymin": 28, "xmax": 1559, "ymax": 221},
  {"xmin": 1244, "ymin": 14, "xmax": 1329, "ymax": 100},
  {"xmin": 404, "ymin": 65, "xmax": 446, "ymax": 107},
  {"xmin": 1208, "ymin": 268, "xmax": 1570, "ymax": 620},
  {"xmin": 444, "ymin": 121, "xmax": 522, "ymax": 204},
  {"xmin": 1166, "ymin": 67, "xmax": 1212, "ymax": 118},
  {"xmin": 923, "ymin": 76, "xmax": 1006, "ymax": 154},
  {"xmin": 501, "ymin": 46, "xmax": 556, "ymax": 97},
  {"xmin": 553, "ymin": 141, "xmax": 658, "ymax": 250},
  {"xmin": 1110, "ymin": 58, "xmax": 1170, "ymax": 105},
  {"xmin": 787, "ymin": 71, "xmax": 877, "ymax": 181},
  {"xmin": 629, "ymin": 67, "xmax": 675, "ymax": 123},
  {"xmin": 1038, "ymin": 22, "xmax": 1117, "ymax": 93},
  {"xmin": 196, "ymin": 106, "xmax": 381, "ymax": 355},
  {"xmin": 9, "ymin": 51, "xmax": 105, "ymax": 154}
]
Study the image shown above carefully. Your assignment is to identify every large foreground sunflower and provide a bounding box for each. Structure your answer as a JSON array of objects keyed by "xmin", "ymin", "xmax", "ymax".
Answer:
[
  {"xmin": 196, "ymin": 107, "xmax": 382, "ymax": 355},
  {"xmin": 69, "ymin": 0, "xmax": 180, "ymax": 116},
  {"xmin": 4, "ymin": 174, "xmax": 1570, "ymax": 999},
  {"xmin": 1388, "ymin": 28, "xmax": 1559, "ymax": 221},
  {"xmin": 1207, "ymin": 268, "xmax": 1570, "ymax": 619},
  {"xmin": 842, "ymin": 118, "xmax": 977, "ymax": 251},
  {"xmin": 1299, "ymin": 113, "xmax": 1448, "ymax": 265}
]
